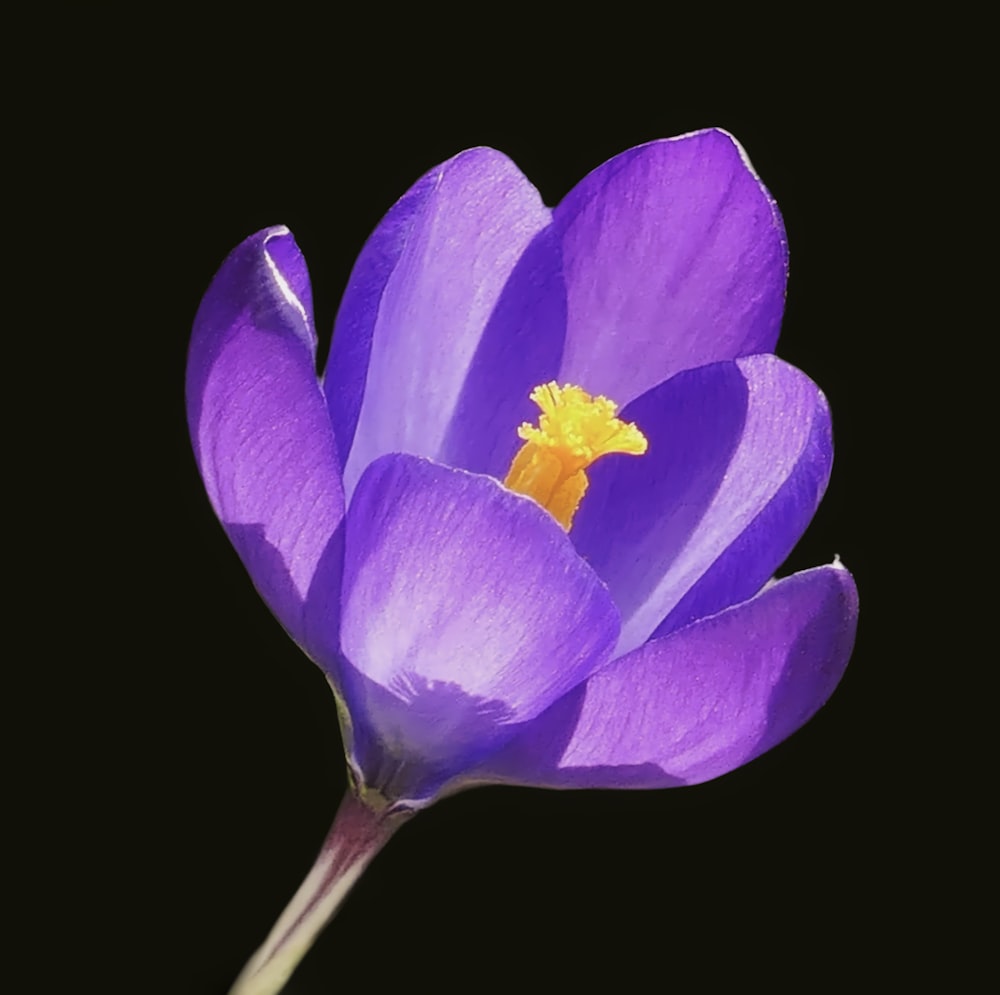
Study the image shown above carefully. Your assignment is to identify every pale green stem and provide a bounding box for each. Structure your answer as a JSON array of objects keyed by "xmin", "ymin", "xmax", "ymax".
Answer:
[{"xmin": 228, "ymin": 790, "xmax": 409, "ymax": 995}]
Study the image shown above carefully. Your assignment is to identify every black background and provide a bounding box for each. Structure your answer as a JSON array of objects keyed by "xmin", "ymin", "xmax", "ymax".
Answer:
[{"xmin": 30, "ymin": 17, "xmax": 918, "ymax": 995}]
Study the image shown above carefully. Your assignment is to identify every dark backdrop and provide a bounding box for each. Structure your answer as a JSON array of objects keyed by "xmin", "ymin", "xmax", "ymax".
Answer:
[{"xmin": 35, "ymin": 19, "xmax": 907, "ymax": 995}]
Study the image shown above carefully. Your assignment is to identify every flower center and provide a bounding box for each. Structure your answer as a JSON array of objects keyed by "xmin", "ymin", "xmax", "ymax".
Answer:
[{"xmin": 504, "ymin": 382, "xmax": 647, "ymax": 530}]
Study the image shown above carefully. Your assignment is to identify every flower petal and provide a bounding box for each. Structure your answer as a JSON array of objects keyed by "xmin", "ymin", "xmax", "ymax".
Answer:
[
  {"xmin": 187, "ymin": 227, "xmax": 345, "ymax": 649},
  {"xmin": 325, "ymin": 149, "xmax": 559, "ymax": 497},
  {"xmin": 470, "ymin": 564, "xmax": 858, "ymax": 790},
  {"xmin": 554, "ymin": 128, "xmax": 787, "ymax": 405},
  {"xmin": 571, "ymin": 354, "xmax": 832, "ymax": 657},
  {"xmin": 322, "ymin": 168, "xmax": 440, "ymax": 464},
  {"xmin": 337, "ymin": 453, "xmax": 619, "ymax": 802}
]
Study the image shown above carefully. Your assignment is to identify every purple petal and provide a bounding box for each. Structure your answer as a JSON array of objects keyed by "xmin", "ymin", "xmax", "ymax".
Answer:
[
  {"xmin": 323, "ymin": 169, "xmax": 440, "ymax": 464},
  {"xmin": 572, "ymin": 354, "xmax": 832, "ymax": 657},
  {"xmin": 324, "ymin": 149, "xmax": 559, "ymax": 497},
  {"xmin": 337, "ymin": 454, "xmax": 619, "ymax": 801},
  {"xmin": 187, "ymin": 227, "xmax": 345, "ymax": 651},
  {"xmin": 471, "ymin": 564, "xmax": 858, "ymax": 790},
  {"xmin": 554, "ymin": 129, "xmax": 787, "ymax": 406}
]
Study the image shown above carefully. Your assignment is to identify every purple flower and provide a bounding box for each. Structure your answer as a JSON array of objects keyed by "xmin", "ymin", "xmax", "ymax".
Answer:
[{"xmin": 188, "ymin": 129, "xmax": 857, "ymax": 995}]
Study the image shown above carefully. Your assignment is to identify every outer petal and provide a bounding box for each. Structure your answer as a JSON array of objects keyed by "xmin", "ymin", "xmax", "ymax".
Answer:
[
  {"xmin": 337, "ymin": 454, "xmax": 619, "ymax": 803},
  {"xmin": 554, "ymin": 128, "xmax": 787, "ymax": 406},
  {"xmin": 187, "ymin": 227, "xmax": 345, "ymax": 651},
  {"xmin": 470, "ymin": 564, "xmax": 858, "ymax": 790},
  {"xmin": 325, "ymin": 149, "xmax": 562, "ymax": 496},
  {"xmin": 572, "ymin": 354, "xmax": 832, "ymax": 657}
]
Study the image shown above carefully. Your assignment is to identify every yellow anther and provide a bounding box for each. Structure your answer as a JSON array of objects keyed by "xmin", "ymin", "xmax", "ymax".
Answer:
[{"xmin": 504, "ymin": 382, "xmax": 647, "ymax": 530}]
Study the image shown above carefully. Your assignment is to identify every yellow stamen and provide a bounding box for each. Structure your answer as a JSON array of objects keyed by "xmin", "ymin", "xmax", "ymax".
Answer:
[{"xmin": 504, "ymin": 382, "xmax": 648, "ymax": 530}]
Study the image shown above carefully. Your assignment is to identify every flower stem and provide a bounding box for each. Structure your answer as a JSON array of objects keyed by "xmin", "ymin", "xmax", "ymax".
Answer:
[{"xmin": 228, "ymin": 790, "xmax": 409, "ymax": 995}]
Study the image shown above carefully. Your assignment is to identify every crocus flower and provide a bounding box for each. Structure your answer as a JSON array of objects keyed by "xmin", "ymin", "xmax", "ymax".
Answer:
[{"xmin": 188, "ymin": 129, "xmax": 858, "ymax": 995}]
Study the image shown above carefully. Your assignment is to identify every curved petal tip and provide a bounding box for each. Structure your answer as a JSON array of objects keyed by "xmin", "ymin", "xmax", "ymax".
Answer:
[{"xmin": 187, "ymin": 225, "xmax": 344, "ymax": 652}]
